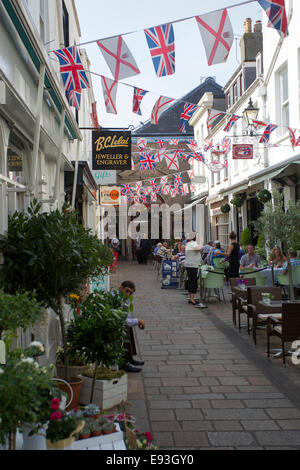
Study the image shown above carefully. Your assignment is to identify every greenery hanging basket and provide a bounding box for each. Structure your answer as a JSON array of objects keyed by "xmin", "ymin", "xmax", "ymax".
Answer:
[
  {"xmin": 257, "ymin": 189, "xmax": 272, "ymax": 204},
  {"xmin": 230, "ymin": 192, "xmax": 247, "ymax": 208},
  {"xmin": 221, "ymin": 203, "xmax": 231, "ymax": 214}
]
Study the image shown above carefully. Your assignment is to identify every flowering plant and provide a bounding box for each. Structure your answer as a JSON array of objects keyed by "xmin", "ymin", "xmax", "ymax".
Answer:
[
  {"xmin": 46, "ymin": 398, "xmax": 82, "ymax": 443},
  {"xmin": 0, "ymin": 349, "xmax": 59, "ymax": 449},
  {"xmin": 125, "ymin": 429, "xmax": 158, "ymax": 450},
  {"xmin": 238, "ymin": 279, "xmax": 248, "ymax": 289}
]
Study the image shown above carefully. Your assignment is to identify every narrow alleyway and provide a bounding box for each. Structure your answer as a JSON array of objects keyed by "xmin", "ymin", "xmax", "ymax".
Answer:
[{"xmin": 111, "ymin": 262, "xmax": 300, "ymax": 450}]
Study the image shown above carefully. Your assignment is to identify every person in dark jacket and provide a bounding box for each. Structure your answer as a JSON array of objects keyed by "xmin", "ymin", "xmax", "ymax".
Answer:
[{"xmin": 136, "ymin": 234, "xmax": 152, "ymax": 264}]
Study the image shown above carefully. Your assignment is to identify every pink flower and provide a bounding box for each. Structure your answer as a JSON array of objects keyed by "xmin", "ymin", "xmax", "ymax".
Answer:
[
  {"xmin": 51, "ymin": 398, "xmax": 61, "ymax": 405},
  {"xmin": 50, "ymin": 411, "xmax": 63, "ymax": 421},
  {"xmin": 143, "ymin": 432, "xmax": 153, "ymax": 441},
  {"xmin": 51, "ymin": 403, "xmax": 60, "ymax": 411}
]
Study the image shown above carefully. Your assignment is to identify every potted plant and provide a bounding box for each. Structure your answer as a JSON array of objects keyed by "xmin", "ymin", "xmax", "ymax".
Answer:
[
  {"xmin": 231, "ymin": 192, "xmax": 247, "ymax": 208},
  {"xmin": 255, "ymin": 190, "xmax": 300, "ymax": 300},
  {"xmin": 257, "ymin": 189, "xmax": 272, "ymax": 204},
  {"xmin": 83, "ymin": 404, "xmax": 100, "ymax": 421},
  {"xmin": 101, "ymin": 422, "xmax": 117, "ymax": 435},
  {"xmin": 0, "ymin": 349, "xmax": 60, "ymax": 450},
  {"xmin": 55, "ymin": 345, "xmax": 89, "ymax": 379},
  {"xmin": 237, "ymin": 279, "xmax": 248, "ymax": 291},
  {"xmin": 90, "ymin": 420, "xmax": 102, "ymax": 437},
  {"xmin": 261, "ymin": 293, "xmax": 274, "ymax": 305},
  {"xmin": 104, "ymin": 412, "xmax": 136, "ymax": 432},
  {"xmin": 125, "ymin": 429, "xmax": 158, "ymax": 450},
  {"xmin": 67, "ymin": 290, "xmax": 128, "ymax": 408},
  {"xmin": 0, "ymin": 200, "xmax": 113, "ymax": 394},
  {"xmin": 45, "ymin": 397, "xmax": 85, "ymax": 450},
  {"xmin": 221, "ymin": 203, "xmax": 231, "ymax": 214},
  {"xmin": 0, "ymin": 290, "xmax": 43, "ymax": 362},
  {"xmin": 78, "ymin": 421, "xmax": 92, "ymax": 440}
]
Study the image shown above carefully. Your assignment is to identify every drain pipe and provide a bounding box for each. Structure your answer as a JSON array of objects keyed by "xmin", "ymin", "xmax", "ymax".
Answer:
[
  {"xmin": 53, "ymin": 108, "xmax": 66, "ymax": 206},
  {"xmin": 261, "ymin": 0, "xmax": 294, "ymax": 168},
  {"xmin": 32, "ymin": 64, "xmax": 46, "ymax": 198},
  {"xmin": 71, "ymin": 139, "xmax": 80, "ymax": 209}
]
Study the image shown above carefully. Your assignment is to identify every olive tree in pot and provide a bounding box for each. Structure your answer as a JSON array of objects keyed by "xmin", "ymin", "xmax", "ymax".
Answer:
[
  {"xmin": 0, "ymin": 200, "xmax": 113, "ymax": 385},
  {"xmin": 67, "ymin": 290, "xmax": 128, "ymax": 406},
  {"xmin": 254, "ymin": 190, "xmax": 300, "ymax": 300}
]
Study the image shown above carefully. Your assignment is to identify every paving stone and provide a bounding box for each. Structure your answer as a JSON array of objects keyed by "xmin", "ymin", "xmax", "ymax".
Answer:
[
  {"xmin": 241, "ymin": 420, "xmax": 280, "ymax": 431},
  {"xmin": 161, "ymin": 378, "xmax": 199, "ymax": 387},
  {"xmin": 266, "ymin": 408, "xmax": 300, "ymax": 420},
  {"xmin": 145, "ymin": 387, "xmax": 160, "ymax": 395},
  {"xmin": 144, "ymin": 378, "xmax": 161, "ymax": 387},
  {"xmin": 158, "ymin": 387, "xmax": 184, "ymax": 395},
  {"xmin": 173, "ymin": 432, "xmax": 209, "ymax": 447},
  {"xmin": 255, "ymin": 431, "xmax": 300, "ymax": 446},
  {"xmin": 199, "ymin": 377, "xmax": 220, "ymax": 386},
  {"xmin": 212, "ymin": 421, "xmax": 243, "ymax": 431},
  {"xmin": 208, "ymin": 432, "xmax": 256, "ymax": 447},
  {"xmin": 276, "ymin": 420, "xmax": 300, "ymax": 430},
  {"xmin": 211, "ymin": 386, "xmax": 239, "ymax": 394},
  {"xmin": 191, "ymin": 364, "xmax": 226, "ymax": 371},
  {"xmin": 155, "ymin": 432, "xmax": 175, "ymax": 447},
  {"xmin": 151, "ymin": 421, "xmax": 182, "ymax": 432},
  {"xmin": 148, "ymin": 410, "xmax": 175, "ymax": 421},
  {"xmin": 243, "ymin": 399, "xmax": 293, "ymax": 408},
  {"xmin": 175, "ymin": 409, "xmax": 204, "ymax": 420},
  {"xmin": 149, "ymin": 400, "xmax": 191, "ymax": 409},
  {"xmin": 211, "ymin": 400, "xmax": 245, "ymax": 409},
  {"xmin": 181, "ymin": 421, "xmax": 214, "ymax": 431},
  {"xmin": 203, "ymin": 409, "xmax": 269, "ymax": 420},
  {"xmin": 248, "ymin": 377, "xmax": 272, "ymax": 385},
  {"xmin": 158, "ymin": 365, "xmax": 191, "ymax": 372},
  {"xmin": 190, "ymin": 399, "xmax": 211, "ymax": 408}
]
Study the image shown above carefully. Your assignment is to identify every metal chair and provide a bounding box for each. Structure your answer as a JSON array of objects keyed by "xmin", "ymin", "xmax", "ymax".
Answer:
[
  {"xmin": 202, "ymin": 271, "xmax": 226, "ymax": 303},
  {"xmin": 230, "ymin": 278, "xmax": 256, "ymax": 327},
  {"xmin": 240, "ymin": 269, "xmax": 267, "ymax": 287},
  {"xmin": 277, "ymin": 265, "xmax": 300, "ymax": 298},
  {"xmin": 267, "ymin": 302, "xmax": 300, "ymax": 365}
]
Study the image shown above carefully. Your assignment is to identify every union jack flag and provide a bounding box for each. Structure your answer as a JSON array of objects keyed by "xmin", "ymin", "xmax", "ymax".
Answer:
[
  {"xmin": 207, "ymin": 109, "xmax": 226, "ymax": 132},
  {"xmin": 133, "ymin": 87, "xmax": 148, "ymax": 115},
  {"xmin": 221, "ymin": 137, "xmax": 231, "ymax": 153},
  {"xmin": 173, "ymin": 173, "xmax": 183, "ymax": 186},
  {"xmin": 137, "ymin": 137, "xmax": 147, "ymax": 148},
  {"xmin": 223, "ymin": 115, "xmax": 241, "ymax": 132},
  {"xmin": 252, "ymin": 120, "xmax": 268, "ymax": 130},
  {"xmin": 144, "ymin": 23, "xmax": 175, "ymax": 77},
  {"xmin": 140, "ymin": 153, "xmax": 156, "ymax": 171},
  {"xmin": 53, "ymin": 46, "xmax": 90, "ymax": 93},
  {"xmin": 259, "ymin": 124, "xmax": 278, "ymax": 144},
  {"xmin": 203, "ymin": 139, "xmax": 214, "ymax": 152},
  {"xmin": 189, "ymin": 150, "xmax": 206, "ymax": 163},
  {"xmin": 179, "ymin": 103, "xmax": 198, "ymax": 133},
  {"xmin": 257, "ymin": 0, "xmax": 288, "ymax": 38},
  {"xmin": 152, "ymin": 184, "xmax": 160, "ymax": 194},
  {"xmin": 186, "ymin": 139, "xmax": 197, "ymax": 148},
  {"xmin": 67, "ymin": 88, "xmax": 81, "ymax": 111},
  {"xmin": 180, "ymin": 184, "xmax": 190, "ymax": 196},
  {"xmin": 121, "ymin": 184, "xmax": 133, "ymax": 196},
  {"xmin": 149, "ymin": 178, "xmax": 157, "ymax": 187}
]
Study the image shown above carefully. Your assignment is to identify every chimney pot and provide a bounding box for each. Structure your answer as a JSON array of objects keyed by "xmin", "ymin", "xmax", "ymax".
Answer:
[
  {"xmin": 254, "ymin": 20, "xmax": 262, "ymax": 33},
  {"xmin": 244, "ymin": 18, "xmax": 252, "ymax": 34}
]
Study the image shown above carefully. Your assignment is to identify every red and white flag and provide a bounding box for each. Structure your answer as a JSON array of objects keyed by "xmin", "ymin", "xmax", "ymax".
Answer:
[
  {"xmin": 151, "ymin": 96, "xmax": 174, "ymax": 124},
  {"xmin": 169, "ymin": 139, "xmax": 179, "ymax": 146},
  {"xmin": 155, "ymin": 149, "xmax": 168, "ymax": 163},
  {"xmin": 101, "ymin": 76, "xmax": 118, "ymax": 114},
  {"xmin": 207, "ymin": 109, "xmax": 225, "ymax": 132},
  {"xmin": 196, "ymin": 9, "xmax": 234, "ymax": 66},
  {"xmin": 135, "ymin": 181, "xmax": 142, "ymax": 192},
  {"xmin": 160, "ymin": 176, "xmax": 169, "ymax": 185},
  {"xmin": 151, "ymin": 192, "xmax": 158, "ymax": 203},
  {"xmin": 180, "ymin": 184, "xmax": 190, "ymax": 196},
  {"xmin": 288, "ymin": 128, "xmax": 300, "ymax": 150},
  {"xmin": 161, "ymin": 184, "xmax": 170, "ymax": 195},
  {"xmin": 137, "ymin": 137, "xmax": 147, "ymax": 149},
  {"xmin": 97, "ymin": 36, "xmax": 140, "ymax": 80},
  {"xmin": 164, "ymin": 151, "xmax": 180, "ymax": 171},
  {"xmin": 187, "ymin": 169, "xmax": 195, "ymax": 180}
]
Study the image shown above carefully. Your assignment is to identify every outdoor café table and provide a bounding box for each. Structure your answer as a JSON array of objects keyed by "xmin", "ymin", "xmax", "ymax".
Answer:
[{"xmin": 259, "ymin": 267, "xmax": 284, "ymax": 286}]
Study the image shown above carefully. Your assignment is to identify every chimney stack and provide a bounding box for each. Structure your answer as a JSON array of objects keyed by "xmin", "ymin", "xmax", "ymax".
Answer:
[
  {"xmin": 244, "ymin": 18, "xmax": 252, "ymax": 34},
  {"xmin": 254, "ymin": 20, "xmax": 262, "ymax": 33}
]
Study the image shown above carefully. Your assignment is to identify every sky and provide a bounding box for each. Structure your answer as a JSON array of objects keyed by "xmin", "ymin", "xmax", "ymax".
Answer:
[{"xmin": 74, "ymin": 0, "xmax": 263, "ymax": 129}]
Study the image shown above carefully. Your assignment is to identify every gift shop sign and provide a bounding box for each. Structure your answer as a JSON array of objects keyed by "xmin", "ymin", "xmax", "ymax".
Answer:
[
  {"xmin": 232, "ymin": 144, "xmax": 253, "ymax": 160},
  {"xmin": 92, "ymin": 130, "xmax": 131, "ymax": 170}
]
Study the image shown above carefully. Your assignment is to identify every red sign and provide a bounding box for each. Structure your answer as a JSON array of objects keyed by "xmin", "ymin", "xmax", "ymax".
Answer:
[{"xmin": 232, "ymin": 144, "xmax": 253, "ymax": 160}]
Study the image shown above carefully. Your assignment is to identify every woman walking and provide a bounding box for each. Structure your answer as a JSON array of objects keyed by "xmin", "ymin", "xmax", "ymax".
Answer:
[{"xmin": 185, "ymin": 232, "xmax": 203, "ymax": 305}]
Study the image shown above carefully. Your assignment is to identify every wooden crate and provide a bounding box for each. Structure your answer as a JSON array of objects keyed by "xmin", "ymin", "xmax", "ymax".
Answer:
[
  {"xmin": 79, "ymin": 374, "xmax": 127, "ymax": 409},
  {"xmin": 74, "ymin": 424, "xmax": 126, "ymax": 450}
]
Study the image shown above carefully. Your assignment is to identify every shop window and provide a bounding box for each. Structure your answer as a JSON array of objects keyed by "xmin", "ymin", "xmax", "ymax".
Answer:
[
  {"xmin": 62, "ymin": 1, "xmax": 69, "ymax": 47},
  {"xmin": 276, "ymin": 64, "xmax": 289, "ymax": 135}
]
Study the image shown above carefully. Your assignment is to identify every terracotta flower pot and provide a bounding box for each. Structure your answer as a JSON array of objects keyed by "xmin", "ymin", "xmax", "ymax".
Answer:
[
  {"xmin": 79, "ymin": 433, "xmax": 91, "ymax": 440},
  {"xmin": 56, "ymin": 376, "xmax": 83, "ymax": 411}
]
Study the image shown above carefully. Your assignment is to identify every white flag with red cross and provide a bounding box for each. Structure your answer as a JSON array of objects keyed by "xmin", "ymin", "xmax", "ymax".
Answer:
[
  {"xmin": 101, "ymin": 76, "xmax": 118, "ymax": 114},
  {"xmin": 151, "ymin": 96, "xmax": 175, "ymax": 124},
  {"xmin": 97, "ymin": 36, "xmax": 140, "ymax": 80},
  {"xmin": 196, "ymin": 9, "xmax": 234, "ymax": 66}
]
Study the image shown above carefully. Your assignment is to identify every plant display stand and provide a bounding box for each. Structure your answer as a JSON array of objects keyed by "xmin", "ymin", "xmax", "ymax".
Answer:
[
  {"xmin": 74, "ymin": 424, "xmax": 126, "ymax": 450},
  {"xmin": 79, "ymin": 374, "xmax": 127, "ymax": 410}
]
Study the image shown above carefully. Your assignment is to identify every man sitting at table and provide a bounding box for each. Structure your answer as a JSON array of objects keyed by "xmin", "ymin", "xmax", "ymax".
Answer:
[
  {"xmin": 240, "ymin": 244, "xmax": 261, "ymax": 271},
  {"xmin": 282, "ymin": 251, "xmax": 300, "ymax": 275}
]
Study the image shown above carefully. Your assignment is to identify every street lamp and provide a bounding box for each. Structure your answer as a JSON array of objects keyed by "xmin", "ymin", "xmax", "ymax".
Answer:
[{"xmin": 243, "ymin": 98, "xmax": 259, "ymax": 136}]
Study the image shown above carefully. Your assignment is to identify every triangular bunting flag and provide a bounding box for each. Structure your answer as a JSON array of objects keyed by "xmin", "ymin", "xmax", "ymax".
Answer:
[
  {"xmin": 179, "ymin": 104, "xmax": 198, "ymax": 133},
  {"xmin": 133, "ymin": 87, "xmax": 148, "ymax": 115},
  {"xmin": 207, "ymin": 109, "xmax": 226, "ymax": 132},
  {"xmin": 259, "ymin": 124, "xmax": 278, "ymax": 144}
]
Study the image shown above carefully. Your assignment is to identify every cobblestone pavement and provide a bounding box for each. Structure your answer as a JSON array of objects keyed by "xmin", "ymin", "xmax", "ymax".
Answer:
[{"xmin": 110, "ymin": 261, "xmax": 300, "ymax": 450}]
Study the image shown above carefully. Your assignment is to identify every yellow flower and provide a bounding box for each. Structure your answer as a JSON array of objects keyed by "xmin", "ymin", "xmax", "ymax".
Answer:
[{"xmin": 69, "ymin": 294, "xmax": 80, "ymax": 301}]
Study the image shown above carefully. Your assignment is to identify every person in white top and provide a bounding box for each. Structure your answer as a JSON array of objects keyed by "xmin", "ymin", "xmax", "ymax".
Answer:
[{"xmin": 185, "ymin": 232, "xmax": 203, "ymax": 305}]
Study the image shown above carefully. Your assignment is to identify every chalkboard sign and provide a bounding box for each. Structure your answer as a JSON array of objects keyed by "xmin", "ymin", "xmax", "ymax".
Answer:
[{"xmin": 92, "ymin": 130, "xmax": 131, "ymax": 170}]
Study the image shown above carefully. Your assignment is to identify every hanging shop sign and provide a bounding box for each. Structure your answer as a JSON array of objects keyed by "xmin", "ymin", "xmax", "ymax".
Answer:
[
  {"xmin": 7, "ymin": 154, "xmax": 22, "ymax": 172},
  {"xmin": 232, "ymin": 144, "xmax": 253, "ymax": 160},
  {"xmin": 92, "ymin": 170, "xmax": 117, "ymax": 185},
  {"xmin": 92, "ymin": 130, "xmax": 131, "ymax": 170},
  {"xmin": 100, "ymin": 185, "xmax": 121, "ymax": 206}
]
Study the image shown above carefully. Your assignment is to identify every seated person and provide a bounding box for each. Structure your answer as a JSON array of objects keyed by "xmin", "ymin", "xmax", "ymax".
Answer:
[
  {"xmin": 157, "ymin": 241, "xmax": 171, "ymax": 259},
  {"xmin": 211, "ymin": 241, "xmax": 226, "ymax": 267},
  {"xmin": 240, "ymin": 244, "xmax": 261, "ymax": 271},
  {"xmin": 201, "ymin": 241, "xmax": 214, "ymax": 263},
  {"xmin": 173, "ymin": 245, "xmax": 186, "ymax": 266},
  {"xmin": 268, "ymin": 246, "xmax": 286, "ymax": 268},
  {"xmin": 282, "ymin": 251, "xmax": 300, "ymax": 275}
]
